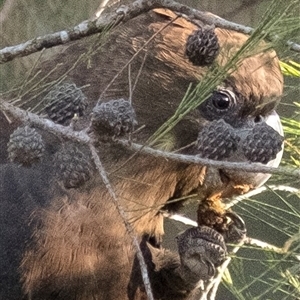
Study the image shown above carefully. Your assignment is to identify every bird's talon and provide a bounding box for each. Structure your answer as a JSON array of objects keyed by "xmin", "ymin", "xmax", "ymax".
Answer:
[
  {"xmin": 223, "ymin": 211, "xmax": 247, "ymax": 243},
  {"xmin": 177, "ymin": 226, "xmax": 227, "ymax": 281}
]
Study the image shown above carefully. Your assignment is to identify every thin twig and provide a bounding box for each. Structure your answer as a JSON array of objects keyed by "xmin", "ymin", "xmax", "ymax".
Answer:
[
  {"xmin": 245, "ymin": 237, "xmax": 289, "ymax": 254},
  {"xmin": 89, "ymin": 144, "xmax": 154, "ymax": 300},
  {"xmin": 1, "ymin": 99, "xmax": 299, "ymax": 179},
  {"xmin": 116, "ymin": 139, "xmax": 300, "ymax": 178},
  {"xmin": 163, "ymin": 212, "xmax": 198, "ymax": 227},
  {"xmin": 128, "ymin": 64, "xmax": 133, "ymax": 103},
  {"xmin": 16, "ymin": 49, "xmax": 46, "ymax": 99},
  {"xmin": 98, "ymin": 14, "xmax": 179, "ymax": 100},
  {"xmin": 1, "ymin": 0, "xmax": 299, "ymax": 64},
  {"xmin": 131, "ymin": 52, "xmax": 148, "ymax": 96}
]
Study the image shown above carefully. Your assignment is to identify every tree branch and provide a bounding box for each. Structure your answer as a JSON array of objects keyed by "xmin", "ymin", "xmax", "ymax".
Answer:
[
  {"xmin": 1, "ymin": 99, "xmax": 299, "ymax": 179},
  {"xmin": 1, "ymin": 0, "xmax": 299, "ymax": 64},
  {"xmin": 89, "ymin": 143, "xmax": 154, "ymax": 300},
  {"xmin": 116, "ymin": 140, "xmax": 300, "ymax": 179}
]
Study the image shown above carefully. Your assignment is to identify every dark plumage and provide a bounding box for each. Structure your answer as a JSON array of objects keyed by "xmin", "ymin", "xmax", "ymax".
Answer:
[{"xmin": 0, "ymin": 7, "xmax": 284, "ymax": 300}]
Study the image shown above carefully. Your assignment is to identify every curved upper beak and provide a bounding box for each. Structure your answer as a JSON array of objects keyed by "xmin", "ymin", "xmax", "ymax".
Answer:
[
  {"xmin": 265, "ymin": 110, "xmax": 284, "ymax": 168},
  {"xmin": 253, "ymin": 110, "xmax": 284, "ymax": 187}
]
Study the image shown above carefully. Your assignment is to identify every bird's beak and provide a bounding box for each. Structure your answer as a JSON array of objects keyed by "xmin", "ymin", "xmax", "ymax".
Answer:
[
  {"xmin": 264, "ymin": 110, "xmax": 284, "ymax": 168},
  {"xmin": 253, "ymin": 110, "xmax": 284, "ymax": 187}
]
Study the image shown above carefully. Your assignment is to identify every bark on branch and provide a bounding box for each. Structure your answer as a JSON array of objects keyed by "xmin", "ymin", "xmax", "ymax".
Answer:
[
  {"xmin": 117, "ymin": 140, "xmax": 300, "ymax": 179},
  {"xmin": 0, "ymin": 0, "xmax": 299, "ymax": 64},
  {"xmin": 1, "ymin": 99, "xmax": 299, "ymax": 179}
]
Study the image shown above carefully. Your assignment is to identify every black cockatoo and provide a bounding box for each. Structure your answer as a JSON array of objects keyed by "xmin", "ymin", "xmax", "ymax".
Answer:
[{"xmin": 0, "ymin": 7, "xmax": 284, "ymax": 300}]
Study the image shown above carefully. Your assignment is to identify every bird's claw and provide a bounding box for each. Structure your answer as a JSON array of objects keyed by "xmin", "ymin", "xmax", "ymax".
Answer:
[
  {"xmin": 177, "ymin": 226, "xmax": 227, "ymax": 281},
  {"xmin": 223, "ymin": 211, "xmax": 247, "ymax": 244}
]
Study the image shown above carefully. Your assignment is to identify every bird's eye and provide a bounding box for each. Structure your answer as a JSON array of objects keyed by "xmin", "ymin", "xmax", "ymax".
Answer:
[
  {"xmin": 198, "ymin": 88, "xmax": 237, "ymax": 122},
  {"xmin": 211, "ymin": 91, "xmax": 231, "ymax": 110}
]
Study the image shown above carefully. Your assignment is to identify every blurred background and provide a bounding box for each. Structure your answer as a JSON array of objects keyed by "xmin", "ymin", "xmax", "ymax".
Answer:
[{"xmin": 0, "ymin": 1, "xmax": 299, "ymax": 299}]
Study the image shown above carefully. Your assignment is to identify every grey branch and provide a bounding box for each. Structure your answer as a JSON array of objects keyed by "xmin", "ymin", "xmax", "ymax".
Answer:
[
  {"xmin": 1, "ymin": 0, "xmax": 299, "ymax": 64},
  {"xmin": 1, "ymin": 100, "xmax": 299, "ymax": 180},
  {"xmin": 1, "ymin": 98, "xmax": 298, "ymax": 299},
  {"xmin": 89, "ymin": 143, "xmax": 154, "ymax": 300},
  {"xmin": 116, "ymin": 140, "xmax": 300, "ymax": 179}
]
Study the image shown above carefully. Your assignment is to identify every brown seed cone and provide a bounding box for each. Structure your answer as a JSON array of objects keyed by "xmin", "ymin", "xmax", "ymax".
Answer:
[
  {"xmin": 7, "ymin": 126, "xmax": 45, "ymax": 167},
  {"xmin": 92, "ymin": 98, "xmax": 137, "ymax": 136},
  {"xmin": 44, "ymin": 83, "xmax": 87, "ymax": 125},
  {"xmin": 185, "ymin": 27, "xmax": 219, "ymax": 66},
  {"xmin": 197, "ymin": 119, "xmax": 240, "ymax": 160},
  {"xmin": 242, "ymin": 122, "xmax": 284, "ymax": 164},
  {"xmin": 54, "ymin": 145, "xmax": 93, "ymax": 189}
]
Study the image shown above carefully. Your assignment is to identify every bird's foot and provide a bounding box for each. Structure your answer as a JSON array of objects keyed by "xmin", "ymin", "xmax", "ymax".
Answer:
[
  {"xmin": 197, "ymin": 200, "xmax": 246, "ymax": 244},
  {"xmin": 177, "ymin": 226, "xmax": 227, "ymax": 282}
]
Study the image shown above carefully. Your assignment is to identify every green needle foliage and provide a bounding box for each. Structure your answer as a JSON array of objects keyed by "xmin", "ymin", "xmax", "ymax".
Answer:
[
  {"xmin": 281, "ymin": 109, "xmax": 300, "ymax": 168},
  {"xmin": 278, "ymin": 61, "xmax": 300, "ymax": 169},
  {"xmin": 280, "ymin": 61, "xmax": 300, "ymax": 77},
  {"xmin": 149, "ymin": 0, "xmax": 300, "ymax": 146},
  {"xmin": 222, "ymin": 185, "xmax": 300, "ymax": 300}
]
